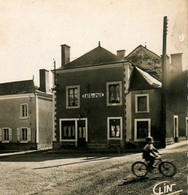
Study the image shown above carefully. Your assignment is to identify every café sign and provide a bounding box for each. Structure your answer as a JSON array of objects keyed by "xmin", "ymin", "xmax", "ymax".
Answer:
[{"xmin": 82, "ymin": 93, "xmax": 104, "ymax": 99}]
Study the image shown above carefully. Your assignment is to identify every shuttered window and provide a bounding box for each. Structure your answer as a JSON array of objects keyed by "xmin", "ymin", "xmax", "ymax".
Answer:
[
  {"xmin": 17, "ymin": 128, "xmax": 31, "ymax": 142},
  {"xmin": 20, "ymin": 104, "xmax": 29, "ymax": 119}
]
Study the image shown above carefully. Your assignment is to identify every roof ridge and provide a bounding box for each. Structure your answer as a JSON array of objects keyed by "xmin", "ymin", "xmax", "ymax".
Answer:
[
  {"xmin": 0, "ymin": 79, "xmax": 33, "ymax": 85},
  {"xmin": 125, "ymin": 45, "xmax": 161, "ymax": 59}
]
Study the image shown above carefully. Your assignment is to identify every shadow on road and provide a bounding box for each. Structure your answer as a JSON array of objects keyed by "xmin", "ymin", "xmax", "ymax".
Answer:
[
  {"xmin": 33, "ymin": 156, "xmax": 112, "ymax": 170},
  {"xmin": 0, "ymin": 151, "xmax": 124, "ymax": 162},
  {"xmin": 118, "ymin": 176, "xmax": 162, "ymax": 186}
]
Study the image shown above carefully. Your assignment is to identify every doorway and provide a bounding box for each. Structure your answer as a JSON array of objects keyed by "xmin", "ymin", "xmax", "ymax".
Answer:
[
  {"xmin": 174, "ymin": 115, "xmax": 178, "ymax": 143},
  {"xmin": 77, "ymin": 120, "xmax": 86, "ymax": 147}
]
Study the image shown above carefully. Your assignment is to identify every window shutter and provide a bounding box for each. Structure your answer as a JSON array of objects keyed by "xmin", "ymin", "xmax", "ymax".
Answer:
[
  {"xmin": 0, "ymin": 129, "xmax": 2, "ymax": 141},
  {"xmin": 27, "ymin": 128, "xmax": 31, "ymax": 141},
  {"xmin": 17, "ymin": 128, "xmax": 20, "ymax": 141},
  {"xmin": 9, "ymin": 128, "xmax": 12, "ymax": 141}
]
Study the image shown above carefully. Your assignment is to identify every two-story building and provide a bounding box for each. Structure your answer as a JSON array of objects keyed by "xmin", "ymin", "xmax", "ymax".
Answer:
[
  {"xmin": 53, "ymin": 43, "xmax": 178, "ymax": 150},
  {"xmin": 0, "ymin": 69, "xmax": 53, "ymax": 150}
]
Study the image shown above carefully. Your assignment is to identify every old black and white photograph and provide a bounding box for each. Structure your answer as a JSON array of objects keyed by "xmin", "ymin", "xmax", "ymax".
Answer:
[{"xmin": 0, "ymin": 0, "xmax": 187, "ymax": 194}]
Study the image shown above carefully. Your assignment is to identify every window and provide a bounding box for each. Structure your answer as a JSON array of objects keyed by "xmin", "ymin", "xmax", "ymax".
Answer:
[
  {"xmin": 107, "ymin": 117, "xmax": 122, "ymax": 140},
  {"xmin": 17, "ymin": 128, "xmax": 31, "ymax": 143},
  {"xmin": 20, "ymin": 104, "xmax": 28, "ymax": 119},
  {"xmin": 186, "ymin": 117, "xmax": 188, "ymax": 137},
  {"xmin": 134, "ymin": 119, "xmax": 151, "ymax": 140},
  {"xmin": 61, "ymin": 120, "xmax": 76, "ymax": 140},
  {"xmin": 106, "ymin": 82, "xmax": 122, "ymax": 106},
  {"xmin": 0, "ymin": 128, "xmax": 12, "ymax": 142},
  {"xmin": 66, "ymin": 86, "xmax": 80, "ymax": 108},
  {"xmin": 3, "ymin": 129, "xmax": 9, "ymax": 141},
  {"xmin": 135, "ymin": 94, "xmax": 149, "ymax": 113}
]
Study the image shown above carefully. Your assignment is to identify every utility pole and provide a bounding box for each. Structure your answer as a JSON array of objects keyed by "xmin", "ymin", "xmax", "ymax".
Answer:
[{"xmin": 161, "ymin": 16, "xmax": 168, "ymax": 148}]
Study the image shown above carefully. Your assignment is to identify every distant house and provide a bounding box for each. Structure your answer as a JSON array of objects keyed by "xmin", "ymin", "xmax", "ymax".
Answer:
[
  {"xmin": 125, "ymin": 45, "xmax": 162, "ymax": 80},
  {"xmin": 0, "ymin": 69, "xmax": 53, "ymax": 150},
  {"xmin": 165, "ymin": 53, "xmax": 187, "ymax": 144},
  {"xmin": 52, "ymin": 43, "xmax": 186, "ymax": 150}
]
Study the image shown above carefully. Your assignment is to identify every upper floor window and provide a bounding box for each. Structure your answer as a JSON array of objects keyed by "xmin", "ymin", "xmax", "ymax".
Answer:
[
  {"xmin": 135, "ymin": 94, "xmax": 149, "ymax": 113},
  {"xmin": 66, "ymin": 85, "xmax": 80, "ymax": 108},
  {"xmin": 20, "ymin": 104, "xmax": 28, "ymax": 119},
  {"xmin": 106, "ymin": 81, "xmax": 122, "ymax": 106}
]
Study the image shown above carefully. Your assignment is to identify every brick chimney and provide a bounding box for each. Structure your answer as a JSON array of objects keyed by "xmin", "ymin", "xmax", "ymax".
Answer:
[
  {"xmin": 39, "ymin": 69, "xmax": 49, "ymax": 93},
  {"xmin": 117, "ymin": 50, "xmax": 126, "ymax": 60},
  {"xmin": 61, "ymin": 44, "xmax": 70, "ymax": 67}
]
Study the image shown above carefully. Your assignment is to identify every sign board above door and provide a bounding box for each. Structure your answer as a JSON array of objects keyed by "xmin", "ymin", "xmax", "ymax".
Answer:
[{"xmin": 82, "ymin": 93, "xmax": 104, "ymax": 99}]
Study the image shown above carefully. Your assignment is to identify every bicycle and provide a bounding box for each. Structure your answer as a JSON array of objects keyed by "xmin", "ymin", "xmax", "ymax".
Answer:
[{"xmin": 131, "ymin": 154, "xmax": 176, "ymax": 177}]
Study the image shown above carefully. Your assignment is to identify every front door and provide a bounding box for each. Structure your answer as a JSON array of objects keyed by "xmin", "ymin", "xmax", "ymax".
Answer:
[
  {"xmin": 77, "ymin": 120, "xmax": 86, "ymax": 147},
  {"xmin": 174, "ymin": 116, "xmax": 178, "ymax": 143}
]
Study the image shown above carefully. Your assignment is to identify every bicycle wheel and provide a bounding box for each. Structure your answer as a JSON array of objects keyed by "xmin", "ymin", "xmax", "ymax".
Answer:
[
  {"xmin": 159, "ymin": 161, "xmax": 176, "ymax": 177},
  {"xmin": 132, "ymin": 161, "xmax": 148, "ymax": 177}
]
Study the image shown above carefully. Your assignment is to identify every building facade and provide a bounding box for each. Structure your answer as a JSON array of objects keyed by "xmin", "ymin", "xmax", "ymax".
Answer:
[
  {"xmin": 52, "ymin": 44, "xmax": 181, "ymax": 150},
  {"xmin": 0, "ymin": 69, "xmax": 53, "ymax": 150}
]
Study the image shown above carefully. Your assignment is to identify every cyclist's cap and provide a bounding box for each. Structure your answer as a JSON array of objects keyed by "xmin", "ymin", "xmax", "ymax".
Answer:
[{"xmin": 146, "ymin": 136, "xmax": 153, "ymax": 142}]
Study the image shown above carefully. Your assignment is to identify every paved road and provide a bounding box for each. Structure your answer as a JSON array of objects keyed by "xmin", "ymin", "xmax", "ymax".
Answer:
[{"xmin": 0, "ymin": 141, "xmax": 187, "ymax": 195}]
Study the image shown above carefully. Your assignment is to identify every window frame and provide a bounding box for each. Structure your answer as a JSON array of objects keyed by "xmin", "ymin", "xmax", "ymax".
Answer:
[
  {"xmin": 174, "ymin": 115, "xmax": 179, "ymax": 138},
  {"xmin": 20, "ymin": 103, "xmax": 29, "ymax": 119},
  {"xmin": 135, "ymin": 94, "xmax": 149, "ymax": 113},
  {"xmin": 66, "ymin": 85, "xmax": 80, "ymax": 109},
  {"xmin": 2, "ymin": 128, "xmax": 12, "ymax": 143},
  {"xmin": 134, "ymin": 118, "xmax": 151, "ymax": 141},
  {"xmin": 18, "ymin": 127, "xmax": 31, "ymax": 143},
  {"xmin": 107, "ymin": 117, "xmax": 123, "ymax": 140},
  {"xmin": 106, "ymin": 81, "xmax": 122, "ymax": 106},
  {"xmin": 59, "ymin": 118, "xmax": 88, "ymax": 143},
  {"xmin": 186, "ymin": 117, "xmax": 188, "ymax": 137}
]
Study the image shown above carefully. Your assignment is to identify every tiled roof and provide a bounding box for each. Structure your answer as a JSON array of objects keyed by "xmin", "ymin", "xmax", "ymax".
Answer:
[
  {"xmin": 0, "ymin": 80, "xmax": 37, "ymax": 95},
  {"xmin": 62, "ymin": 45, "xmax": 121, "ymax": 69}
]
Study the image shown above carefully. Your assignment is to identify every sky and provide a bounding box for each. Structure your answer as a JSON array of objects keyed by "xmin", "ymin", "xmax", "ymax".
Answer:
[{"xmin": 0, "ymin": 0, "xmax": 187, "ymax": 87}]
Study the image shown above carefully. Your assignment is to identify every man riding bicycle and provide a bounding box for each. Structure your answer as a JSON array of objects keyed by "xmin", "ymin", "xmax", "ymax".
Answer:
[{"xmin": 143, "ymin": 136, "xmax": 160, "ymax": 170}]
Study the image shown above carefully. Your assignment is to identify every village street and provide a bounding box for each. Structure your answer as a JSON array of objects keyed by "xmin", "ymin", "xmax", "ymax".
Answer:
[{"xmin": 0, "ymin": 141, "xmax": 187, "ymax": 195}]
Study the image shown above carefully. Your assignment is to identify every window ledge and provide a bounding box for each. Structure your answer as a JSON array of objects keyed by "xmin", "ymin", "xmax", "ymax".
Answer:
[
  {"xmin": 20, "ymin": 141, "xmax": 28, "ymax": 143},
  {"xmin": 108, "ymin": 138, "xmax": 122, "ymax": 140},
  {"xmin": 20, "ymin": 117, "xmax": 29, "ymax": 120},
  {"xmin": 136, "ymin": 111, "xmax": 149, "ymax": 113},
  {"xmin": 2, "ymin": 141, "xmax": 10, "ymax": 143}
]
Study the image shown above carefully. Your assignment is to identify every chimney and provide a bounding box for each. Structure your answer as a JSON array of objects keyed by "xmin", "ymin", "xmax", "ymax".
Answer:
[
  {"xmin": 39, "ymin": 69, "xmax": 49, "ymax": 93},
  {"xmin": 170, "ymin": 53, "xmax": 183, "ymax": 72},
  {"xmin": 61, "ymin": 44, "xmax": 70, "ymax": 67},
  {"xmin": 117, "ymin": 50, "xmax": 126, "ymax": 60}
]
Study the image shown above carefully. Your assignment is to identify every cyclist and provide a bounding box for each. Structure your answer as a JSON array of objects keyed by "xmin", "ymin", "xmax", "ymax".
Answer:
[{"xmin": 143, "ymin": 136, "xmax": 160, "ymax": 170}]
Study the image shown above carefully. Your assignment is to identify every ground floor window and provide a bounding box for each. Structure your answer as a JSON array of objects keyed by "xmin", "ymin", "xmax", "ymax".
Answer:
[
  {"xmin": 60, "ymin": 118, "xmax": 88, "ymax": 145},
  {"xmin": 17, "ymin": 128, "xmax": 31, "ymax": 142},
  {"xmin": 61, "ymin": 120, "xmax": 76, "ymax": 140},
  {"xmin": 107, "ymin": 117, "xmax": 122, "ymax": 140},
  {"xmin": 134, "ymin": 119, "xmax": 151, "ymax": 140},
  {"xmin": 0, "ymin": 128, "xmax": 12, "ymax": 142}
]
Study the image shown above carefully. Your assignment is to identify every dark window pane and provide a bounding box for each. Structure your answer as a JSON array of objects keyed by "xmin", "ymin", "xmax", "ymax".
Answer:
[
  {"xmin": 109, "ymin": 84, "xmax": 120, "ymax": 104},
  {"xmin": 137, "ymin": 121, "xmax": 148, "ymax": 139},
  {"xmin": 68, "ymin": 88, "xmax": 78, "ymax": 106},
  {"xmin": 137, "ymin": 96, "xmax": 147, "ymax": 112},
  {"xmin": 109, "ymin": 119, "xmax": 120, "ymax": 138},
  {"xmin": 61, "ymin": 121, "xmax": 75, "ymax": 139}
]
